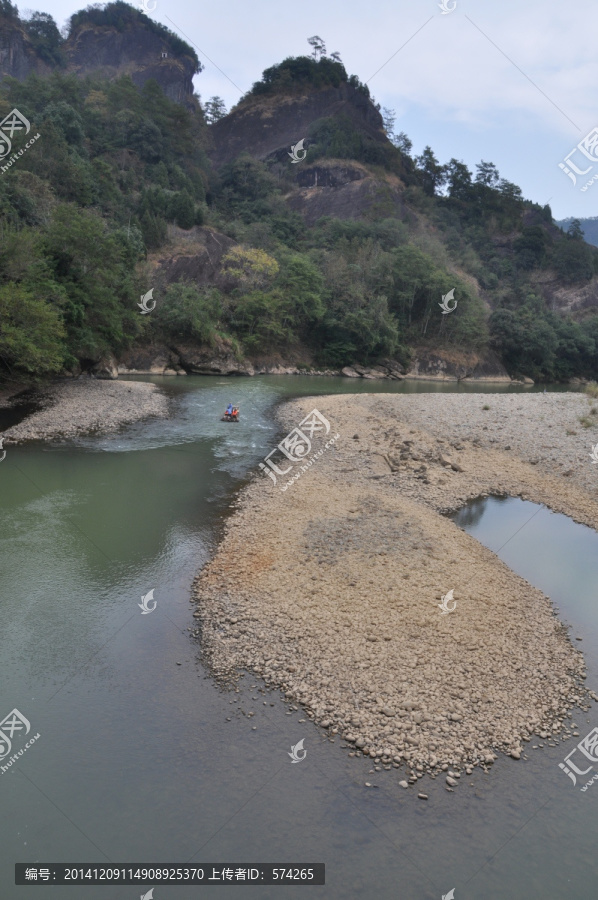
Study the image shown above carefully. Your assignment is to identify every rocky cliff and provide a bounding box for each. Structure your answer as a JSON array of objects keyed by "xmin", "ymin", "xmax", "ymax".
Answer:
[
  {"xmin": 65, "ymin": 22, "xmax": 196, "ymax": 108},
  {"xmin": 285, "ymin": 159, "xmax": 406, "ymax": 224},
  {"xmin": 404, "ymin": 347, "xmax": 511, "ymax": 382},
  {"xmin": 0, "ymin": 15, "xmax": 47, "ymax": 82},
  {"xmin": 209, "ymin": 82, "xmax": 388, "ymax": 169},
  {"xmin": 528, "ymin": 271, "xmax": 598, "ymax": 317},
  {"xmin": 0, "ymin": 8, "xmax": 197, "ymax": 109},
  {"xmin": 151, "ymin": 226, "xmax": 237, "ymax": 292}
]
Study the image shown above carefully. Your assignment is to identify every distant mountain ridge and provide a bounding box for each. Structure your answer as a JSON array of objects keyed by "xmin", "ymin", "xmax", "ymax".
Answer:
[{"xmin": 556, "ymin": 217, "xmax": 598, "ymax": 248}]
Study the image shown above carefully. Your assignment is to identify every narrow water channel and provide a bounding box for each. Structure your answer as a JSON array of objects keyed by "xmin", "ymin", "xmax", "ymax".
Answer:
[{"xmin": 1, "ymin": 376, "xmax": 596, "ymax": 899}]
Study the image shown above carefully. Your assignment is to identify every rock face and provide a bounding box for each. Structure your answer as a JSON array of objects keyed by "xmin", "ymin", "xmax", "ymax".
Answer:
[
  {"xmin": 91, "ymin": 353, "xmax": 119, "ymax": 379},
  {"xmin": 538, "ymin": 273, "xmax": 598, "ymax": 317},
  {"xmin": 209, "ymin": 83, "xmax": 390, "ymax": 169},
  {"xmin": 0, "ymin": 15, "xmax": 46, "ymax": 82},
  {"xmin": 341, "ymin": 360, "xmax": 405, "ymax": 380},
  {"xmin": 116, "ymin": 344, "xmax": 185, "ymax": 376},
  {"xmin": 406, "ymin": 348, "xmax": 510, "ymax": 382},
  {"xmin": 172, "ymin": 340, "xmax": 254, "ymax": 376},
  {"xmin": 286, "ymin": 160, "xmax": 406, "ymax": 225},
  {"xmin": 208, "ymin": 83, "xmax": 410, "ymax": 225},
  {"xmin": 0, "ymin": 11, "xmax": 197, "ymax": 109},
  {"xmin": 154, "ymin": 227, "xmax": 237, "ymax": 291},
  {"xmin": 115, "ymin": 335, "xmax": 253, "ymax": 377},
  {"xmin": 65, "ymin": 23, "xmax": 197, "ymax": 108}
]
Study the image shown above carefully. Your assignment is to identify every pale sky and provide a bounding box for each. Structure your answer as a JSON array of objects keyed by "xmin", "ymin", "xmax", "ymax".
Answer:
[{"xmin": 23, "ymin": 0, "xmax": 598, "ymax": 220}]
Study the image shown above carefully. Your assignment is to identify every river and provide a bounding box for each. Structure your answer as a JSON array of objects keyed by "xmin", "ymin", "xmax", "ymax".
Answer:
[{"xmin": 1, "ymin": 375, "xmax": 595, "ymax": 899}]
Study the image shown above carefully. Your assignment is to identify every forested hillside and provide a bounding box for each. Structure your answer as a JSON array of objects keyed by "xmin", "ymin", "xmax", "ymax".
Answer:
[{"xmin": 1, "ymin": 2, "xmax": 598, "ymax": 383}]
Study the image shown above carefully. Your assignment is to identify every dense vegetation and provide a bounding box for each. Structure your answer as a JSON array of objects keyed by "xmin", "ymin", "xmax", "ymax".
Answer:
[
  {"xmin": 0, "ymin": 66, "xmax": 208, "ymax": 375},
  {"xmin": 0, "ymin": 11, "xmax": 597, "ymax": 383},
  {"xmin": 250, "ymin": 55, "xmax": 369, "ymax": 99}
]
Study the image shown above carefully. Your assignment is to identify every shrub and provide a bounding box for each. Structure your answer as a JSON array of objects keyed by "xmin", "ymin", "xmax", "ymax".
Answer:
[{"xmin": 153, "ymin": 283, "xmax": 222, "ymax": 345}]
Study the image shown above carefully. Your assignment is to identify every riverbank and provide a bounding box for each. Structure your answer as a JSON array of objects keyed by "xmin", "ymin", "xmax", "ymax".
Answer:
[
  {"xmin": 0, "ymin": 378, "xmax": 168, "ymax": 443},
  {"xmin": 193, "ymin": 391, "xmax": 597, "ymax": 787},
  {"xmin": 109, "ymin": 341, "xmax": 516, "ymax": 382}
]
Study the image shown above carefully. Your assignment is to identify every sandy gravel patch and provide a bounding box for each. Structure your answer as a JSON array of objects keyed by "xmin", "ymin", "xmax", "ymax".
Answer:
[
  {"xmin": 1, "ymin": 378, "xmax": 168, "ymax": 443},
  {"xmin": 193, "ymin": 392, "xmax": 598, "ymax": 782}
]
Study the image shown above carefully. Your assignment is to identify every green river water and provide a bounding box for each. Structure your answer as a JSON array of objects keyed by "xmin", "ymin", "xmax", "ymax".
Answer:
[{"xmin": 1, "ymin": 375, "xmax": 597, "ymax": 899}]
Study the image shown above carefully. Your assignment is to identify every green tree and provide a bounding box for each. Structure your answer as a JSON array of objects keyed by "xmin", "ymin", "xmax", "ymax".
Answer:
[
  {"xmin": 23, "ymin": 12, "xmax": 65, "ymax": 67},
  {"xmin": 140, "ymin": 210, "xmax": 167, "ymax": 249},
  {"xmin": 567, "ymin": 218, "xmax": 584, "ymax": 240},
  {"xmin": 0, "ymin": 0, "xmax": 18, "ymax": 19},
  {"xmin": 392, "ymin": 131, "xmax": 412, "ymax": 155},
  {"xmin": 415, "ymin": 146, "xmax": 446, "ymax": 196},
  {"xmin": 41, "ymin": 204, "xmax": 139, "ymax": 359},
  {"xmin": 169, "ymin": 191, "xmax": 195, "ymax": 229},
  {"xmin": 513, "ymin": 226, "xmax": 549, "ymax": 270},
  {"xmin": 552, "ymin": 238, "xmax": 594, "ymax": 282},
  {"xmin": 221, "ymin": 245, "xmax": 280, "ymax": 292},
  {"xmin": 382, "ymin": 107, "xmax": 396, "ymax": 138},
  {"xmin": 275, "ymin": 253, "xmax": 324, "ymax": 337},
  {"xmin": 475, "ymin": 160, "xmax": 500, "ymax": 187},
  {"xmin": 203, "ymin": 96, "xmax": 227, "ymax": 124},
  {"xmin": 489, "ymin": 303, "xmax": 558, "ymax": 379},
  {"xmin": 307, "ymin": 35, "xmax": 326, "ymax": 61},
  {"xmin": 0, "ymin": 283, "xmax": 65, "ymax": 376},
  {"xmin": 40, "ymin": 101, "xmax": 84, "ymax": 144},
  {"xmin": 445, "ymin": 159, "xmax": 472, "ymax": 198},
  {"xmin": 229, "ymin": 291, "xmax": 292, "ymax": 351},
  {"xmin": 216, "ymin": 154, "xmax": 280, "ymax": 222},
  {"xmin": 153, "ymin": 283, "xmax": 222, "ymax": 344}
]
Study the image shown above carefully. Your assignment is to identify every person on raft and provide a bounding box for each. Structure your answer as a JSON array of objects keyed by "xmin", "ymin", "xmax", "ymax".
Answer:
[{"xmin": 226, "ymin": 403, "xmax": 233, "ymax": 415}]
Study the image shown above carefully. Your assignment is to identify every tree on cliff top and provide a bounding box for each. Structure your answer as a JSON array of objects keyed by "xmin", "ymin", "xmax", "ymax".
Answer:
[
  {"xmin": 249, "ymin": 55, "xmax": 369, "ymax": 98},
  {"xmin": 23, "ymin": 12, "xmax": 65, "ymax": 67},
  {"xmin": 0, "ymin": 0, "xmax": 18, "ymax": 19},
  {"xmin": 204, "ymin": 96, "xmax": 227, "ymax": 124},
  {"xmin": 307, "ymin": 36, "xmax": 326, "ymax": 61}
]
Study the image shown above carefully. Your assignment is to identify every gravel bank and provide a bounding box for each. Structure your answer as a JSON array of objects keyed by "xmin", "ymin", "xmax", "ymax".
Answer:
[
  {"xmin": 193, "ymin": 392, "xmax": 598, "ymax": 785},
  {"xmin": 1, "ymin": 378, "xmax": 168, "ymax": 442}
]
